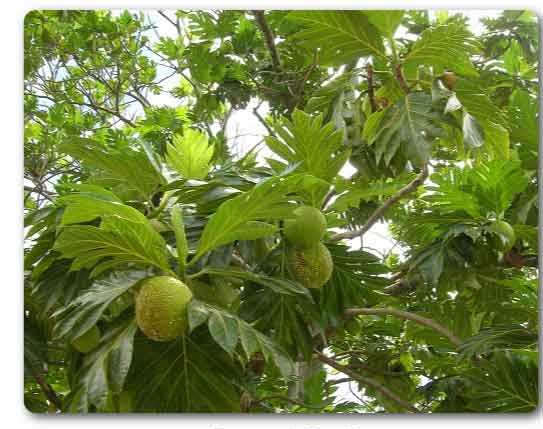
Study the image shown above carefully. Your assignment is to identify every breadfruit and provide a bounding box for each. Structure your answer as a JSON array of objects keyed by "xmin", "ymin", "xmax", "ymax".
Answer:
[
  {"xmin": 287, "ymin": 242, "xmax": 333, "ymax": 288},
  {"xmin": 284, "ymin": 206, "xmax": 327, "ymax": 249},
  {"xmin": 490, "ymin": 220, "xmax": 516, "ymax": 251},
  {"xmin": 135, "ymin": 276, "xmax": 193, "ymax": 342},
  {"xmin": 72, "ymin": 325, "xmax": 101, "ymax": 353},
  {"xmin": 188, "ymin": 278, "xmax": 240, "ymax": 309}
]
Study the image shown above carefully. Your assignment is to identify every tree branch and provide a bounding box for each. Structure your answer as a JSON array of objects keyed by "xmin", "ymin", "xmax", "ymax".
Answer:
[
  {"xmin": 252, "ymin": 11, "xmax": 282, "ymax": 72},
  {"xmin": 315, "ymin": 351, "xmax": 418, "ymax": 413},
  {"xmin": 343, "ymin": 307, "xmax": 462, "ymax": 348},
  {"xmin": 330, "ymin": 164, "xmax": 428, "ymax": 241},
  {"xmin": 30, "ymin": 368, "xmax": 62, "ymax": 411},
  {"xmin": 394, "ymin": 63, "xmax": 410, "ymax": 94}
]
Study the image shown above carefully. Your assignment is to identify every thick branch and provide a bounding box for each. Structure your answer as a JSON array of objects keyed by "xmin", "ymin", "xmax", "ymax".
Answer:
[
  {"xmin": 252, "ymin": 11, "xmax": 282, "ymax": 72},
  {"xmin": 330, "ymin": 164, "xmax": 428, "ymax": 241},
  {"xmin": 344, "ymin": 307, "xmax": 462, "ymax": 348},
  {"xmin": 30, "ymin": 368, "xmax": 62, "ymax": 411},
  {"xmin": 315, "ymin": 351, "xmax": 418, "ymax": 413}
]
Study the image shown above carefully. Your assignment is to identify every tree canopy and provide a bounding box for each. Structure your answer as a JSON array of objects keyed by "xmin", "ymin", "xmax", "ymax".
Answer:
[{"xmin": 24, "ymin": 9, "xmax": 538, "ymax": 413}]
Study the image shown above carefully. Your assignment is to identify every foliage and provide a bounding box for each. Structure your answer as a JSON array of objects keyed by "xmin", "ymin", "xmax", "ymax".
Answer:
[{"xmin": 24, "ymin": 9, "xmax": 538, "ymax": 414}]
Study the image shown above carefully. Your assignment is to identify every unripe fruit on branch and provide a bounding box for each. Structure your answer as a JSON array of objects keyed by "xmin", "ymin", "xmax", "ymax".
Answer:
[
  {"xmin": 284, "ymin": 206, "xmax": 327, "ymax": 249},
  {"xmin": 72, "ymin": 325, "xmax": 101, "ymax": 353},
  {"xmin": 490, "ymin": 220, "xmax": 516, "ymax": 251},
  {"xmin": 135, "ymin": 276, "xmax": 193, "ymax": 342},
  {"xmin": 287, "ymin": 242, "xmax": 333, "ymax": 289}
]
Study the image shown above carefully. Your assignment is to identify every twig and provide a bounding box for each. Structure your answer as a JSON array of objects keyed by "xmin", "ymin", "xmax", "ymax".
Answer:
[
  {"xmin": 343, "ymin": 307, "xmax": 462, "ymax": 348},
  {"xmin": 157, "ymin": 10, "xmax": 180, "ymax": 34},
  {"xmin": 330, "ymin": 164, "xmax": 428, "ymax": 241},
  {"xmin": 315, "ymin": 351, "xmax": 418, "ymax": 413},
  {"xmin": 253, "ymin": 104, "xmax": 275, "ymax": 137}
]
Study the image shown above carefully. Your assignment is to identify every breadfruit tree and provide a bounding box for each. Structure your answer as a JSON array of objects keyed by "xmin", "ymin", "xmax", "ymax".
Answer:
[{"xmin": 24, "ymin": 10, "xmax": 538, "ymax": 413}]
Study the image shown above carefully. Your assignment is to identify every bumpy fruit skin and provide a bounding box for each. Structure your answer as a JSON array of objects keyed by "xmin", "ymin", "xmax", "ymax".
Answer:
[
  {"xmin": 135, "ymin": 276, "xmax": 193, "ymax": 342},
  {"xmin": 72, "ymin": 325, "xmax": 101, "ymax": 353},
  {"xmin": 287, "ymin": 242, "xmax": 333, "ymax": 288},
  {"xmin": 284, "ymin": 206, "xmax": 327, "ymax": 249}
]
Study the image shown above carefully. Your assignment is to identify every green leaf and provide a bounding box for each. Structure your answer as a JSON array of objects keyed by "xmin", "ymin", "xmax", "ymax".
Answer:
[
  {"xmin": 166, "ymin": 129, "xmax": 214, "ymax": 179},
  {"xmin": 194, "ymin": 267, "xmax": 312, "ymax": 298},
  {"xmin": 52, "ymin": 271, "xmax": 143, "ymax": 341},
  {"xmin": 59, "ymin": 190, "xmax": 144, "ymax": 226},
  {"xmin": 67, "ymin": 317, "xmax": 138, "ymax": 412},
  {"xmin": 126, "ymin": 329, "xmax": 242, "ymax": 412},
  {"xmin": 364, "ymin": 10, "xmax": 404, "ymax": 38},
  {"xmin": 455, "ymin": 79, "xmax": 507, "ymax": 127},
  {"xmin": 192, "ymin": 175, "xmax": 300, "ymax": 262},
  {"xmin": 55, "ymin": 216, "xmax": 172, "ymax": 278},
  {"xmin": 61, "ymin": 139, "xmax": 164, "ymax": 201},
  {"xmin": 266, "ymin": 110, "xmax": 350, "ymax": 182},
  {"xmin": 404, "ymin": 23, "xmax": 479, "ymax": 76},
  {"xmin": 188, "ymin": 300, "xmax": 295, "ymax": 378},
  {"xmin": 287, "ymin": 11, "xmax": 385, "ymax": 65},
  {"xmin": 483, "ymin": 122, "xmax": 510, "ymax": 160},
  {"xmin": 465, "ymin": 351, "xmax": 538, "ymax": 412},
  {"xmin": 369, "ymin": 92, "xmax": 440, "ymax": 167},
  {"xmin": 171, "ymin": 206, "xmax": 189, "ymax": 274},
  {"xmin": 207, "ymin": 310, "xmax": 239, "ymax": 356},
  {"xmin": 459, "ymin": 325, "xmax": 537, "ymax": 359}
]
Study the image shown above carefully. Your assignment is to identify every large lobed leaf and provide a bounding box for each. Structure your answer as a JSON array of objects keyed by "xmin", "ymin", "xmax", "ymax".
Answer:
[
  {"xmin": 192, "ymin": 174, "xmax": 308, "ymax": 262},
  {"xmin": 404, "ymin": 23, "xmax": 479, "ymax": 76},
  {"xmin": 266, "ymin": 109, "xmax": 350, "ymax": 182},
  {"xmin": 55, "ymin": 191, "xmax": 173, "ymax": 277},
  {"xmin": 166, "ymin": 129, "xmax": 214, "ymax": 180},
  {"xmin": 287, "ymin": 11, "xmax": 386, "ymax": 65},
  {"xmin": 52, "ymin": 270, "xmax": 144, "ymax": 341},
  {"xmin": 61, "ymin": 139, "xmax": 165, "ymax": 201},
  {"xmin": 67, "ymin": 316, "xmax": 138, "ymax": 412},
  {"xmin": 126, "ymin": 328, "xmax": 243, "ymax": 412},
  {"xmin": 188, "ymin": 300, "xmax": 295, "ymax": 378},
  {"xmin": 364, "ymin": 92, "xmax": 441, "ymax": 167},
  {"xmin": 55, "ymin": 217, "xmax": 173, "ymax": 278},
  {"xmin": 465, "ymin": 351, "xmax": 538, "ymax": 412}
]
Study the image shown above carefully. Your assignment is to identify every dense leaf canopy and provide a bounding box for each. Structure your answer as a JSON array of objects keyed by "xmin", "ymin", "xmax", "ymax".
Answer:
[{"xmin": 24, "ymin": 9, "xmax": 538, "ymax": 413}]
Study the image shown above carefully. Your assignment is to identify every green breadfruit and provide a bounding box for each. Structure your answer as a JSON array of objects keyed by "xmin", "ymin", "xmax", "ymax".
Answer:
[
  {"xmin": 490, "ymin": 220, "xmax": 516, "ymax": 251},
  {"xmin": 188, "ymin": 279, "xmax": 240, "ymax": 308},
  {"xmin": 284, "ymin": 206, "xmax": 327, "ymax": 249},
  {"xmin": 71, "ymin": 325, "xmax": 101, "ymax": 353},
  {"xmin": 135, "ymin": 276, "xmax": 193, "ymax": 342},
  {"xmin": 287, "ymin": 242, "xmax": 333, "ymax": 288}
]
